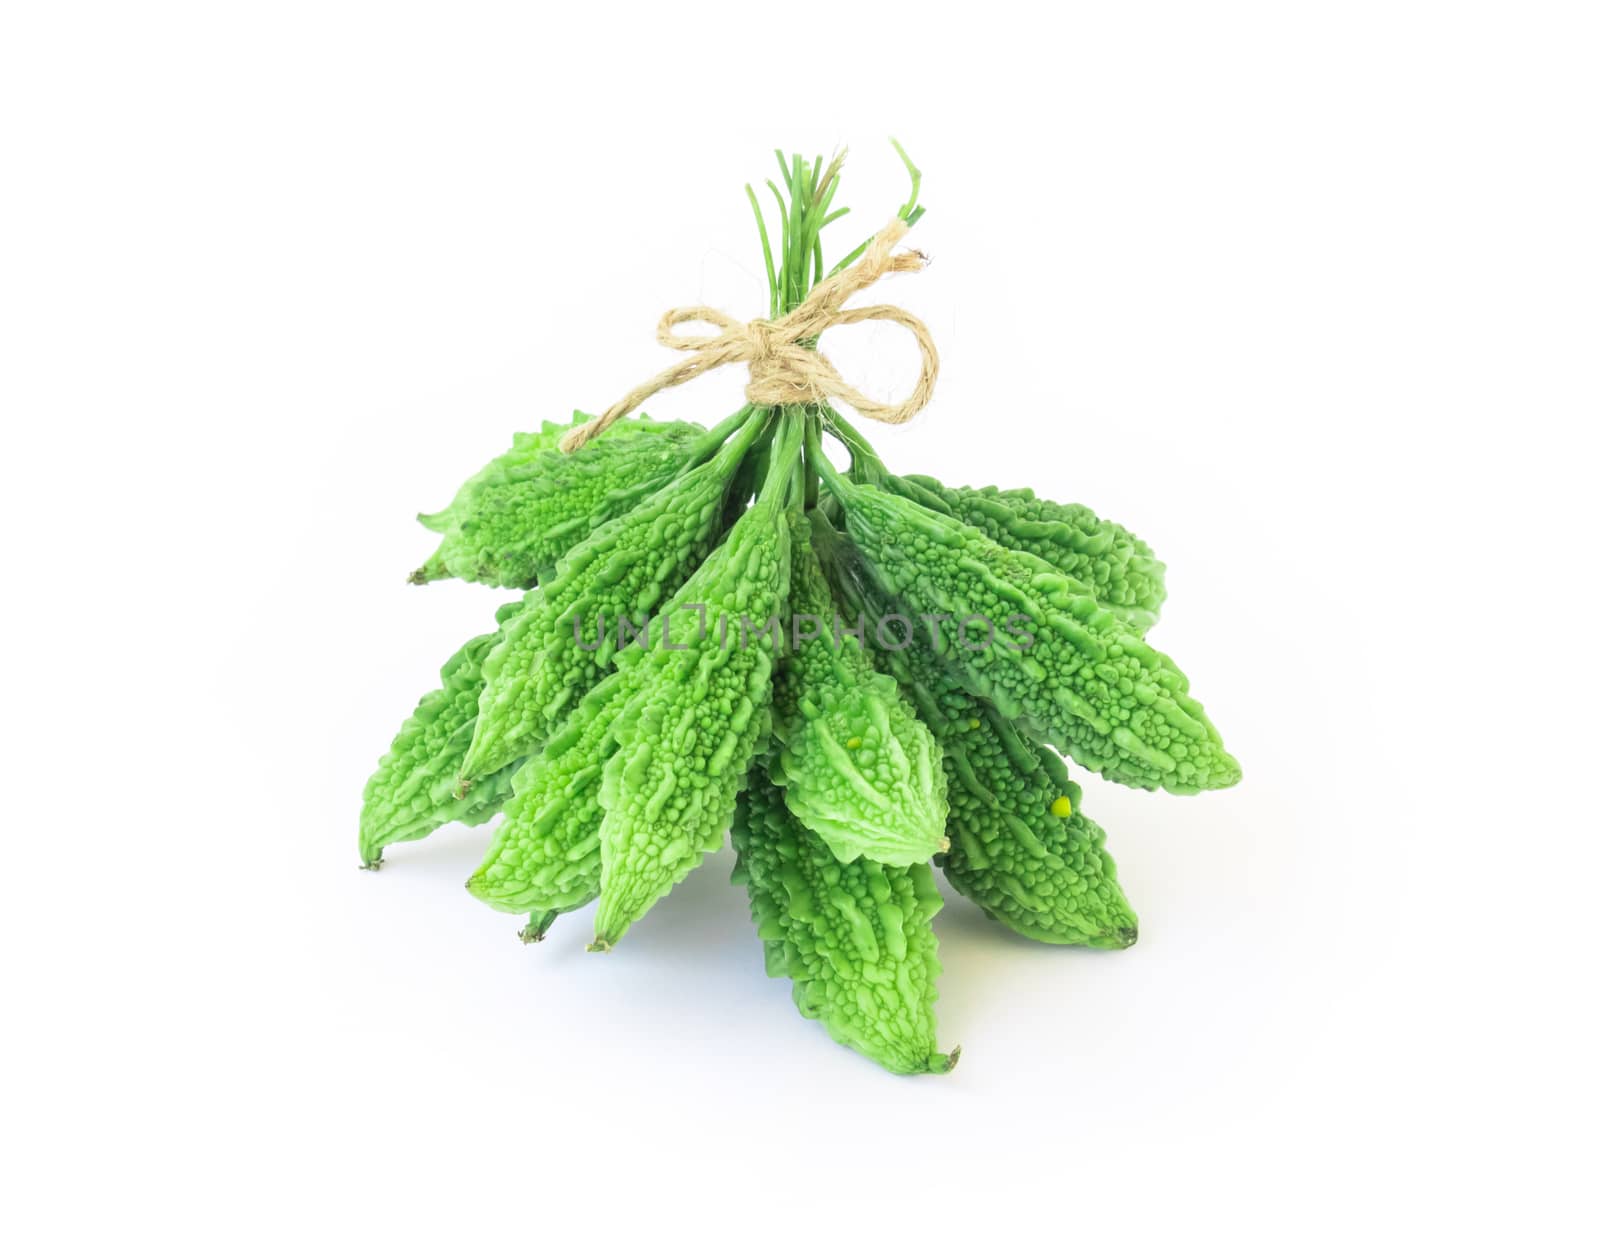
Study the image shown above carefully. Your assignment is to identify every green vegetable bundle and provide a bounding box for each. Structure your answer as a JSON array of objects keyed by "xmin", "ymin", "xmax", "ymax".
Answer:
[{"xmin": 359, "ymin": 147, "xmax": 1241, "ymax": 1075}]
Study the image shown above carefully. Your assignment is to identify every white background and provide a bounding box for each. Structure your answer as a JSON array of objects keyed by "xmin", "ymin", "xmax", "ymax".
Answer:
[{"xmin": 4, "ymin": 2, "xmax": 1595, "ymax": 1249}]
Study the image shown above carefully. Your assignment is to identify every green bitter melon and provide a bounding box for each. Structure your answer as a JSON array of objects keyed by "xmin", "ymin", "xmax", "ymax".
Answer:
[
  {"xmin": 827, "ymin": 409, "xmax": 1165, "ymax": 631},
  {"xmin": 464, "ymin": 669, "xmax": 638, "ymax": 926},
  {"xmin": 362, "ymin": 145, "xmax": 1241, "ymax": 1076},
  {"xmin": 731, "ymin": 758, "xmax": 957, "ymax": 1075},
  {"xmin": 817, "ymin": 460, "xmax": 1239, "ymax": 795},
  {"xmin": 411, "ymin": 413, "xmax": 726, "ymax": 588},
  {"xmin": 817, "ymin": 518, "xmax": 1138, "ymax": 946},
  {"xmin": 459, "ymin": 411, "xmax": 768, "ymax": 783},
  {"xmin": 590, "ymin": 417, "xmax": 800, "ymax": 948},
  {"xmin": 358, "ymin": 602, "xmax": 526, "ymax": 868},
  {"xmin": 770, "ymin": 517, "xmax": 947, "ymax": 867}
]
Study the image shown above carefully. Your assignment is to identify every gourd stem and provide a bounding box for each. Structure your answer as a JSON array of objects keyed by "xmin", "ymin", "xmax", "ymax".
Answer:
[
  {"xmin": 758, "ymin": 409, "xmax": 805, "ymax": 503},
  {"xmin": 710, "ymin": 404, "xmax": 776, "ymax": 473},
  {"xmin": 789, "ymin": 410, "xmax": 809, "ymax": 509},
  {"xmin": 827, "ymin": 139, "xmax": 923, "ymax": 276},
  {"xmin": 819, "ymin": 405, "xmax": 889, "ymax": 484},
  {"xmin": 744, "ymin": 185, "xmax": 779, "ymax": 320},
  {"xmin": 804, "ymin": 417, "xmax": 851, "ymax": 501},
  {"xmin": 806, "ymin": 507, "xmax": 849, "ymax": 580},
  {"xmin": 802, "ymin": 410, "xmax": 822, "ymax": 510},
  {"xmin": 691, "ymin": 405, "xmax": 759, "ymax": 461},
  {"xmin": 744, "ymin": 144, "xmax": 925, "ymax": 510},
  {"xmin": 736, "ymin": 408, "xmax": 777, "ymax": 501},
  {"xmin": 750, "ymin": 148, "xmax": 856, "ymax": 318}
]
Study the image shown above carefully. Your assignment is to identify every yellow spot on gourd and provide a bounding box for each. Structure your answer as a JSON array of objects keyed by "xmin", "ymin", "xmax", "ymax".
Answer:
[
  {"xmin": 967, "ymin": 718, "xmax": 981, "ymax": 730},
  {"xmin": 845, "ymin": 736, "xmax": 863, "ymax": 750},
  {"xmin": 1049, "ymin": 795, "xmax": 1073, "ymax": 819}
]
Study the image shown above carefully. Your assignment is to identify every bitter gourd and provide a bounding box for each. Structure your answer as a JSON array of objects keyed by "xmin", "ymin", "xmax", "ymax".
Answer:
[
  {"xmin": 358, "ymin": 603, "xmax": 527, "ymax": 868},
  {"xmin": 900, "ymin": 477, "xmax": 1165, "ymax": 632},
  {"xmin": 410, "ymin": 414, "xmax": 676, "ymax": 584},
  {"xmin": 415, "ymin": 418, "xmax": 588, "ymax": 537},
  {"xmin": 459, "ymin": 413, "xmax": 768, "ymax": 783},
  {"xmin": 819, "ymin": 466, "xmax": 1239, "ymax": 795},
  {"xmin": 930, "ymin": 710, "xmax": 1138, "ymax": 948},
  {"xmin": 770, "ymin": 517, "xmax": 947, "ymax": 866},
  {"xmin": 731, "ymin": 759, "xmax": 956, "ymax": 1075},
  {"xmin": 411, "ymin": 413, "xmax": 724, "ymax": 588},
  {"xmin": 942, "ymin": 764, "xmax": 1137, "ymax": 949},
  {"xmin": 464, "ymin": 669, "xmax": 638, "ymax": 923},
  {"xmin": 590, "ymin": 419, "xmax": 800, "ymax": 948},
  {"xmin": 816, "ymin": 521, "xmax": 1139, "ymax": 946},
  {"xmin": 826, "ymin": 409, "xmax": 1164, "ymax": 630},
  {"xmin": 361, "ymin": 145, "xmax": 1243, "ymax": 1074}
]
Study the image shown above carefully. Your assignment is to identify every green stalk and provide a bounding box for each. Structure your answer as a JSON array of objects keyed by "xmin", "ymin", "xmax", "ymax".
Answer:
[
  {"xmin": 803, "ymin": 410, "xmax": 822, "ymax": 510},
  {"xmin": 829, "ymin": 139, "xmax": 923, "ymax": 276},
  {"xmin": 756, "ymin": 408, "xmax": 805, "ymax": 506},
  {"xmin": 690, "ymin": 405, "xmax": 759, "ymax": 460},
  {"xmin": 805, "ymin": 416, "xmax": 851, "ymax": 500},
  {"xmin": 820, "ymin": 403, "xmax": 950, "ymax": 516},
  {"xmin": 742, "ymin": 143, "xmax": 927, "ymax": 513},
  {"xmin": 819, "ymin": 404, "xmax": 890, "ymax": 485}
]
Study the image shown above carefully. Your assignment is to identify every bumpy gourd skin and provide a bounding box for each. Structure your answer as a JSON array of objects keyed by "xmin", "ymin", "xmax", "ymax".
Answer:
[
  {"xmin": 943, "ymin": 765, "xmax": 1136, "ymax": 948},
  {"xmin": 818, "ymin": 525, "xmax": 1138, "ymax": 946},
  {"xmin": 592, "ymin": 470, "xmax": 793, "ymax": 948},
  {"xmin": 932, "ymin": 701, "xmax": 1137, "ymax": 947},
  {"xmin": 895, "ymin": 647, "xmax": 1138, "ymax": 946},
  {"xmin": 415, "ymin": 419, "xmax": 576, "ymax": 536},
  {"xmin": 899, "ymin": 475, "xmax": 1165, "ymax": 633},
  {"xmin": 771, "ymin": 521, "xmax": 947, "ymax": 866},
  {"xmin": 460, "ymin": 418, "xmax": 765, "ymax": 783},
  {"xmin": 831, "ymin": 479, "xmax": 1240, "ymax": 794},
  {"xmin": 731, "ymin": 761, "xmax": 957, "ymax": 1075},
  {"xmin": 465, "ymin": 671, "xmax": 637, "ymax": 919},
  {"xmin": 825, "ymin": 408, "xmax": 1162, "ymax": 630},
  {"xmin": 358, "ymin": 603, "xmax": 526, "ymax": 867},
  {"xmin": 412, "ymin": 416, "xmax": 708, "ymax": 589}
]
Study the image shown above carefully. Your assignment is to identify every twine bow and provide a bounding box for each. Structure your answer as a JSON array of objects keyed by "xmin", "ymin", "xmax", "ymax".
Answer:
[{"xmin": 559, "ymin": 217, "xmax": 938, "ymax": 453}]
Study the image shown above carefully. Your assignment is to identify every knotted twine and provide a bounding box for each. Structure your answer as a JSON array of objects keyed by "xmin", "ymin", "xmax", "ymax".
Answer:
[{"xmin": 559, "ymin": 217, "xmax": 938, "ymax": 454}]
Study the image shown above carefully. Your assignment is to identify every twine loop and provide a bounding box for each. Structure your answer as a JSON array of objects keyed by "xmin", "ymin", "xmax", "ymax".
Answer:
[{"xmin": 559, "ymin": 217, "xmax": 938, "ymax": 453}]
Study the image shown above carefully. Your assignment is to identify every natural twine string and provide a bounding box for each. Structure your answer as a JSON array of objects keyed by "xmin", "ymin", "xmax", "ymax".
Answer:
[{"xmin": 559, "ymin": 217, "xmax": 938, "ymax": 453}]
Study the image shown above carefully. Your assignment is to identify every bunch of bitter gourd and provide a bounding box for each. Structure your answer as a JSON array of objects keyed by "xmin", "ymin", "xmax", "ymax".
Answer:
[{"xmin": 360, "ymin": 148, "xmax": 1240, "ymax": 1075}]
